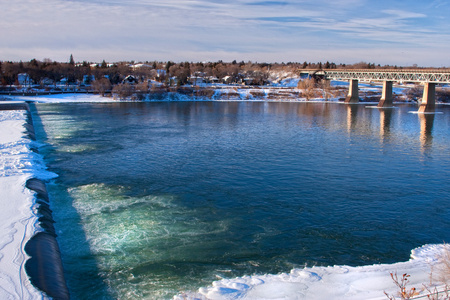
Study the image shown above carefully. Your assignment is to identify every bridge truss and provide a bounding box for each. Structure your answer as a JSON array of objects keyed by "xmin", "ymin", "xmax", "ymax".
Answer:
[{"xmin": 312, "ymin": 69, "xmax": 450, "ymax": 84}]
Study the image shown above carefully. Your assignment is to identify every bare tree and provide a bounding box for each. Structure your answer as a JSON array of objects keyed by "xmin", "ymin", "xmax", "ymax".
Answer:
[
  {"xmin": 317, "ymin": 79, "xmax": 335, "ymax": 100},
  {"xmin": 297, "ymin": 78, "xmax": 316, "ymax": 100},
  {"xmin": 405, "ymin": 85, "xmax": 423, "ymax": 101},
  {"xmin": 112, "ymin": 83, "xmax": 134, "ymax": 99},
  {"xmin": 92, "ymin": 78, "xmax": 112, "ymax": 96}
]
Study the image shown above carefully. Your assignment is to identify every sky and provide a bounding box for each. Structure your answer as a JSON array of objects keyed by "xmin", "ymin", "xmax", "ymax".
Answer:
[{"xmin": 1, "ymin": 0, "xmax": 449, "ymax": 66}]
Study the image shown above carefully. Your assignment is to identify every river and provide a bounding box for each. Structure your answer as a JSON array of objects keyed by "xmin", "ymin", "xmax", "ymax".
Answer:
[{"xmin": 32, "ymin": 101, "xmax": 450, "ymax": 299}]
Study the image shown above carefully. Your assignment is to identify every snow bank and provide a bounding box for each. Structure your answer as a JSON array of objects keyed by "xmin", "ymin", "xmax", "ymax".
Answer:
[
  {"xmin": 10, "ymin": 93, "xmax": 116, "ymax": 103},
  {"xmin": 175, "ymin": 244, "xmax": 448, "ymax": 300},
  {"xmin": 0, "ymin": 108, "xmax": 57, "ymax": 299}
]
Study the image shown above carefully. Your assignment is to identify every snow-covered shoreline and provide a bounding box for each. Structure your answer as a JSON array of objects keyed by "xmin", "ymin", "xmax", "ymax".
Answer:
[
  {"xmin": 174, "ymin": 244, "xmax": 449, "ymax": 300},
  {"xmin": 0, "ymin": 96, "xmax": 448, "ymax": 299},
  {"xmin": 0, "ymin": 107, "xmax": 57, "ymax": 299}
]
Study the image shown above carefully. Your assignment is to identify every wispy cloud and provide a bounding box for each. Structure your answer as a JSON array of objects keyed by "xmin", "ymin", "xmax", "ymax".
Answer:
[
  {"xmin": 0, "ymin": 0, "xmax": 448, "ymax": 66},
  {"xmin": 382, "ymin": 9, "xmax": 427, "ymax": 19}
]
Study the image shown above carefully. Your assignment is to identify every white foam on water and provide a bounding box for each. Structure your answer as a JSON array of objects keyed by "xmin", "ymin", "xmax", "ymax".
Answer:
[{"xmin": 68, "ymin": 183, "xmax": 233, "ymax": 298}]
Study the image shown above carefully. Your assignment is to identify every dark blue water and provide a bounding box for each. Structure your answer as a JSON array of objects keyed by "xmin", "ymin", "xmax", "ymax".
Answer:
[{"xmin": 33, "ymin": 101, "xmax": 450, "ymax": 299}]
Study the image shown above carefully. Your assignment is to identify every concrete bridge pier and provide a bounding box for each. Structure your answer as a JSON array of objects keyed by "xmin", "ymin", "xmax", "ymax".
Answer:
[
  {"xmin": 345, "ymin": 79, "xmax": 359, "ymax": 103},
  {"xmin": 418, "ymin": 82, "xmax": 436, "ymax": 113},
  {"xmin": 377, "ymin": 81, "xmax": 393, "ymax": 108}
]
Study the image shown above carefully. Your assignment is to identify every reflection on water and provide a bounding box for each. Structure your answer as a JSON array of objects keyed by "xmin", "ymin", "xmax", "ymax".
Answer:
[
  {"xmin": 419, "ymin": 113, "xmax": 435, "ymax": 155},
  {"xmin": 346, "ymin": 105, "xmax": 358, "ymax": 132},
  {"xmin": 379, "ymin": 108, "xmax": 393, "ymax": 143},
  {"xmin": 34, "ymin": 101, "xmax": 450, "ymax": 299}
]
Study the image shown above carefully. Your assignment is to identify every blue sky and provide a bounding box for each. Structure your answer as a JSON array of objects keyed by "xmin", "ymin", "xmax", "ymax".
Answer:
[{"xmin": 1, "ymin": 0, "xmax": 449, "ymax": 66}]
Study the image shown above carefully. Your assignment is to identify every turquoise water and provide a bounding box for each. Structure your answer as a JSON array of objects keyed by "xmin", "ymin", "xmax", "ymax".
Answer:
[{"xmin": 33, "ymin": 102, "xmax": 450, "ymax": 299}]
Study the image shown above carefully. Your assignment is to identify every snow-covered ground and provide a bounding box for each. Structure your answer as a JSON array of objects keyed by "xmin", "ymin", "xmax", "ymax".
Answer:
[
  {"xmin": 0, "ymin": 107, "xmax": 57, "ymax": 299},
  {"xmin": 7, "ymin": 93, "xmax": 117, "ymax": 103},
  {"xmin": 1, "ymin": 96, "xmax": 448, "ymax": 300},
  {"xmin": 175, "ymin": 244, "xmax": 449, "ymax": 299}
]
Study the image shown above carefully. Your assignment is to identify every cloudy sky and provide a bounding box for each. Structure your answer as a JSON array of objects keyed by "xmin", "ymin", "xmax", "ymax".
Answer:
[{"xmin": 1, "ymin": 0, "xmax": 449, "ymax": 66}]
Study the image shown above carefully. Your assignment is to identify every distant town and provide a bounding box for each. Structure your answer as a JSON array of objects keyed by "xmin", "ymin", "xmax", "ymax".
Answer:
[{"xmin": 1, "ymin": 57, "xmax": 449, "ymax": 102}]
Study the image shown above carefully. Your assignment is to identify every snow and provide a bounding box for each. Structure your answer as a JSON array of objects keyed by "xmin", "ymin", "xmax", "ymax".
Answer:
[
  {"xmin": 0, "ymin": 107, "xmax": 56, "ymax": 299},
  {"xmin": 175, "ymin": 244, "xmax": 449, "ymax": 300},
  {"xmin": 10, "ymin": 93, "xmax": 116, "ymax": 103}
]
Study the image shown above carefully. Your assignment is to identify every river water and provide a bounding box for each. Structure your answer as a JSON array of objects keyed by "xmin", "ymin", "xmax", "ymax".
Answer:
[{"xmin": 32, "ymin": 101, "xmax": 450, "ymax": 299}]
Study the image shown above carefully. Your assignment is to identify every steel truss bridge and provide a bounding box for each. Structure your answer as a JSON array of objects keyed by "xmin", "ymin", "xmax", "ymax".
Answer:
[
  {"xmin": 318, "ymin": 69, "xmax": 450, "ymax": 84},
  {"xmin": 299, "ymin": 69, "xmax": 450, "ymax": 112}
]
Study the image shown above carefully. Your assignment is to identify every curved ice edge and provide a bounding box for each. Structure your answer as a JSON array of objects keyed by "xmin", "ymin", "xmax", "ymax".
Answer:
[
  {"xmin": 22, "ymin": 110, "xmax": 69, "ymax": 300},
  {"xmin": 174, "ymin": 244, "xmax": 449, "ymax": 300},
  {"xmin": 408, "ymin": 111, "xmax": 444, "ymax": 114},
  {"xmin": 365, "ymin": 106, "xmax": 397, "ymax": 109}
]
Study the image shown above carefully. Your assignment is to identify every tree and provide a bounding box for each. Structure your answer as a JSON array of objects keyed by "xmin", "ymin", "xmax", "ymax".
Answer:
[
  {"xmin": 297, "ymin": 78, "xmax": 316, "ymax": 100},
  {"xmin": 318, "ymin": 79, "xmax": 335, "ymax": 100},
  {"xmin": 69, "ymin": 54, "xmax": 75, "ymax": 65},
  {"xmin": 112, "ymin": 83, "xmax": 134, "ymax": 99},
  {"xmin": 92, "ymin": 77, "xmax": 112, "ymax": 96},
  {"xmin": 166, "ymin": 61, "xmax": 175, "ymax": 72},
  {"xmin": 405, "ymin": 85, "xmax": 423, "ymax": 101}
]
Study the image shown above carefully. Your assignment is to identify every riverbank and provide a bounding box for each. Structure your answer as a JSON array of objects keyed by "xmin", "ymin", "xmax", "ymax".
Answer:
[{"xmin": 0, "ymin": 103, "xmax": 68, "ymax": 299}]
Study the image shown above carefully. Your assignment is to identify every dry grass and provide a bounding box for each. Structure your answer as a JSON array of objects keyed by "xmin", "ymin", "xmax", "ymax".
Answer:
[{"xmin": 385, "ymin": 245, "xmax": 450, "ymax": 300}]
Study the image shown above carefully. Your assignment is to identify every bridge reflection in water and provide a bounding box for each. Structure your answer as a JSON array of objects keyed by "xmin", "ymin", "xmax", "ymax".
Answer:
[
  {"xmin": 419, "ymin": 113, "xmax": 435, "ymax": 155},
  {"xmin": 343, "ymin": 103, "xmax": 436, "ymax": 157},
  {"xmin": 379, "ymin": 108, "xmax": 393, "ymax": 143}
]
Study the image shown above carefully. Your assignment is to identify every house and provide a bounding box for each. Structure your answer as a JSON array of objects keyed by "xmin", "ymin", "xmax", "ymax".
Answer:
[
  {"xmin": 207, "ymin": 76, "xmax": 219, "ymax": 84},
  {"xmin": 243, "ymin": 77, "xmax": 255, "ymax": 85},
  {"xmin": 222, "ymin": 76, "xmax": 234, "ymax": 84},
  {"xmin": 58, "ymin": 78, "xmax": 69, "ymax": 86},
  {"xmin": 156, "ymin": 69, "xmax": 167, "ymax": 78},
  {"xmin": 189, "ymin": 76, "xmax": 205, "ymax": 86},
  {"xmin": 122, "ymin": 75, "xmax": 138, "ymax": 84},
  {"xmin": 82, "ymin": 75, "xmax": 95, "ymax": 85},
  {"xmin": 17, "ymin": 73, "xmax": 32, "ymax": 86},
  {"xmin": 40, "ymin": 78, "xmax": 54, "ymax": 86}
]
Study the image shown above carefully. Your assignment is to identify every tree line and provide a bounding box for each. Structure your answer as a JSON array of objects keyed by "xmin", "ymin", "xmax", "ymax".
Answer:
[{"xmin": 1, "ymin": 57, "xmax": 428, "ymax": 88}]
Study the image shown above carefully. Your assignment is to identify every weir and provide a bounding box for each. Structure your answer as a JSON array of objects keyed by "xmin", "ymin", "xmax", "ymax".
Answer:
[{"xmin": 20, "ymin": 105, "xmax": 70, "ymax": 299}]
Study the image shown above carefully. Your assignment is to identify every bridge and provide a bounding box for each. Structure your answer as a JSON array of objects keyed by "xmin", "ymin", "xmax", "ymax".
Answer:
[{"xmin": 300, "ymin": 69, "xmax": 450, "ymax": 112}]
